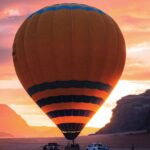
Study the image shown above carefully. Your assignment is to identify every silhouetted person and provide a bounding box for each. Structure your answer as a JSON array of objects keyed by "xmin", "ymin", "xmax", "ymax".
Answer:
[
  {"xmin": 43, "ymin": 145, "xmax": 47, "ymax": 150},
  {"xmin": 131, "ymin": 144, "xmax": 135, "ymax": 150}
]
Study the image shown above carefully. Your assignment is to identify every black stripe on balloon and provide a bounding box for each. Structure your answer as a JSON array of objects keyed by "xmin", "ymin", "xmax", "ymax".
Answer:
[
  {"xmin": 27, "ymin": 80, "xmax": 112, "ymax": 95},
  {"xmin": 63, "ymin": 132, "xmax": 80, "ymax": 140},
  {"xmin": 57, "ymin": 123, "xmax": 85, "ymax": 131},
  {"xmin": 47, "ymin": 109, "xmax": 94, "ymax": 118},
  {"xmin": 57, "ymin": 123, "xmax": 84, "ymax": 140},
  {"xmin": 37, "ymin": 95, "xmax": 102, "ymax": 107}
]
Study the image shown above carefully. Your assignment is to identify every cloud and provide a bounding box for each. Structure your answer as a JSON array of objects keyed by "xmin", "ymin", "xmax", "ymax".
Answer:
[
  {"xmin": 0, "ymin": 15, "xmax": 26, "ymax": 80},
  {"xmin": 0, "ymin": 0, "xmax": 38, "ymax": 10},
  {"xmin": 0, "ymin": 79, "xmax": 22, "ymax": 89},
  {"xmin": 0, "ymin": 66, "xmax": 16, "ymax": 80},
  {"xmin": 0, "ymin": 47, "xmax": 16, "ymax": 79},
  {"xmin": 0, "ymin": 15, "xmax": 25, "ymax": 25},
  {"xmin": 0, "ymin": 88, "xmax": 31, "ymax": 106},
  {"xmin": 120, "ymin": 16, "xmax": 150, "ymax": 33},
  {"xmin": 123, "ymin": 71, "xmax": 150, "ymax": 81},
  {"xmin": 4, "ymin": 8, "xmax": 21, "ymax": 17},
  {"xmin": 121, "ymin": 16, "xmax": 150, "ymax": 25},
  {"xmin": 0, "ymin": 15, "xmax": 26, "ymax": 50},
  {"xmin": 128, "ymin": 42, "xmax": 150, "ymax": 53},
  {"xmin": 0, "ymin": 47, "xmax": 11, "ymax": 63},
  {"xmin": 122, "ymin": 42, "xmax": 150, "ymax": 80}
]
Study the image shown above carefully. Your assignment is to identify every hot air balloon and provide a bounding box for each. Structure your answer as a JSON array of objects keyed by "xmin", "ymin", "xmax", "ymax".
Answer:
[{"xmin": 12, "ymin": 3, "xmax": 126, "ymax": 142}]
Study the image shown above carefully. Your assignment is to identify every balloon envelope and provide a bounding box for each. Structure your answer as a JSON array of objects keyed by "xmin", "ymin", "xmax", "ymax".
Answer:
[{"xmin": 13, "ymin": 3, "xmax": 126, "ymax": 140}]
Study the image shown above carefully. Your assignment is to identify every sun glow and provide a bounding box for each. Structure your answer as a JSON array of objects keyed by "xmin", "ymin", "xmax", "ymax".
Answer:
[
  {"xmin": 0, "ymin": 79, "xmax": 22, "ymax": 89},
  {"xmin": 87, "ymin": 80, "xmax": 150, "ymax": 128}
]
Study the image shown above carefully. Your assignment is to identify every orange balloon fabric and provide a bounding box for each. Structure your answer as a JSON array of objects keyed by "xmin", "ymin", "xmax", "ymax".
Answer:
[{"xmin": 13, "ymin": 3, "xmax": 126, "ymax": 140}]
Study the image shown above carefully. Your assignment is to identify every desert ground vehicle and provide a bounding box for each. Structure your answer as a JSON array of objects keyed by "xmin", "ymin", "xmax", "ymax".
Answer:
[
  {"xmin": 43, "ymin": 143, "xmax": 60, "ymax": 150},
  {"xmin": 86, "ymin": 143, "xmax": 109, "ymax": 150}
]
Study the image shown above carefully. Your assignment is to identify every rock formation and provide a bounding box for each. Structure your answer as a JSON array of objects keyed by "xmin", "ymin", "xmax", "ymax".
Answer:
[{"xmin": 97, "ymin": 90, "xmax": 150, "ymax": 134}]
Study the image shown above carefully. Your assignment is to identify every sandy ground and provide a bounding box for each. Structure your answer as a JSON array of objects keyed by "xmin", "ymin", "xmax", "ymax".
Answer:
[{"xmin": 0, "ymin": 134, "xmax": 150, "ymax": 150}]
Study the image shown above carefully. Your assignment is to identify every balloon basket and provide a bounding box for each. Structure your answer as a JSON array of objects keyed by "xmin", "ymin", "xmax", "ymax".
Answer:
[{"xmin": 64, "ymin": 143, "xmax": 80, "ymax": 150}]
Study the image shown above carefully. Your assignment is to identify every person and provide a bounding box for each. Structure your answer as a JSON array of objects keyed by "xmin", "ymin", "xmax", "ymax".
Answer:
[
  {"xmin": 43, "ymin": 145, "xmax": 47, "ymax": 150},
  {"xmin": 131, "ymin": 144, "xmax": 135, "ymax": 150}
]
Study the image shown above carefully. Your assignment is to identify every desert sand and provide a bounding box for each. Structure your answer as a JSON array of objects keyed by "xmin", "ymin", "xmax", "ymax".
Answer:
[{"xmin": 0, "ymin": 134, "xmax": 150, "ymax": 150}]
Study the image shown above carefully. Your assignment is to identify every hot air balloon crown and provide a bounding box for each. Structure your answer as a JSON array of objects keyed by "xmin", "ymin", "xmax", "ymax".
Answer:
[
  {"xmin": 13, "ymin": 3, "xmax": 126, "ymax": 141},
  {"xmin": 28, "ymin": 3, "xmax": 105, "ymax": 18}
]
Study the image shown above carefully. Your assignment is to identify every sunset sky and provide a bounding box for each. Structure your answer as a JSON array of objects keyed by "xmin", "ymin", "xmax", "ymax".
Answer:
[{"xmin": 0, "ymin": 0, "xmax": 150, "ymax": 129}]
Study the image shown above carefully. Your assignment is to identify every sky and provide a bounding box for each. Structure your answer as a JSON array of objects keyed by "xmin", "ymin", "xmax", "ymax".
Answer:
[{"xmin": 0, "ymin": 0, "xmax": 150, "ymax": 129}]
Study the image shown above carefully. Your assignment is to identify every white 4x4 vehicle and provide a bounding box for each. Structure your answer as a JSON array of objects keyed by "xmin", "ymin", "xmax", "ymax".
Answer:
[{"xmin": 86, "ymin": 143, "xmax": 109, "ymax": 150}]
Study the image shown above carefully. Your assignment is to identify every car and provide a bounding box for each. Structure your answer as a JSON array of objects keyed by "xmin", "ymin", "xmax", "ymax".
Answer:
[
  {"xmin": 86, "ymin": 143, "xmax": 109, "ymax": 150},
  {"xmin": 43, "ymin": 143, "xmax": 60, "ymax": 150}
]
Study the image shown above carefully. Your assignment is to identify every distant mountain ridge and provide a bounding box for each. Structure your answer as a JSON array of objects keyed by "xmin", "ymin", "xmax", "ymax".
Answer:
[
  {"xmin": 0, "ymin": 132, "xmax": 13, "ymax": 138},
  {"xmin": 0, "ymin": 104, "xmax": 98, "ymax": 138},
  {"xmin": 0, "ymin": 104, "xmax": 36, "ymax": 137},
  {"xmin": 97, "ymin": 89, "xmax": 150, "ymax": 134}
]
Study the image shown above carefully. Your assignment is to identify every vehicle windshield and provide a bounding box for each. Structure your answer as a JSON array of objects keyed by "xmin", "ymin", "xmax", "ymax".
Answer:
[{"xmin": 48, "ymin": 143, "xmax": 58, "ymax": 146}]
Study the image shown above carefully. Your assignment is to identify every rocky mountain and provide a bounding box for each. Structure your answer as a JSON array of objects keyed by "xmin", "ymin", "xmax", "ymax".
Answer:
[
  {"xmin": 97, "ymin": 89, "xmax": 150, "ymax": 134},
  {"xmin": 0, "ymin": 104, "xmax": 36, "ymax": 137}
]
